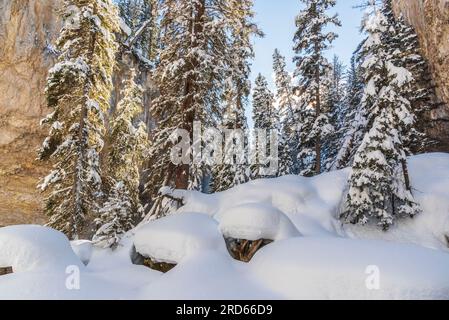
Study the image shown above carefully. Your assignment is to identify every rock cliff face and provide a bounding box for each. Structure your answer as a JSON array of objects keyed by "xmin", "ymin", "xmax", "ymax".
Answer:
[
  {"xmin": 0, "ymin": 0, "xmax": 151, "ymax": 226},
  {"xmin": 393, "ymin": 0, "xmax": 449, "ymax": 150},
  {"xmin": 0, "ymin": 0, "xmax": 62, "ymax": 226}
]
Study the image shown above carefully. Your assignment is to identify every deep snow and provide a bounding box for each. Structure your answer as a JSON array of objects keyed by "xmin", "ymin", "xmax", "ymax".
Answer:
[{"xmin": 0, "ymin": 153, "xmax": 448, "ymax": 300}]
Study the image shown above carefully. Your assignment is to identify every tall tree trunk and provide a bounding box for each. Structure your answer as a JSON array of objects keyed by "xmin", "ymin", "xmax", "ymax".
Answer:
[
  {"xmin": 401, "ymin": 158, "xmax": 412, "ymax": 191},
  {"xmin": 175, "ymin": 0, "xmax": 205, "ymax": 190}
]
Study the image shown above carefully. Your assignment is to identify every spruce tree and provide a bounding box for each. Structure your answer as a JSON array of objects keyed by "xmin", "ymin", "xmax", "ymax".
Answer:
[
  {"xmin": 38, "ymin": 0, "xmax": 120, "ymax": 239},
  {"xmin": 212, "ymin": 92, "xmax": 250, "ymax": 192},
  {"xmin": 252, "ymin": 74, "xmax": 280, "ymax": 179},
  {"xmin": 390, "ymin": 14, "xmax": 436, "ymax": 153},
  {"xmin": 341, "ymin": 3, "xmax": 421, "ymax": 230},
  {"xmin": 94, "ymin": 181, "xmax": 134, "ymax": 248},
  {"xmin": 211, "ymin": 0, "xmax": 258, "ymax": 192},
  {"xmin": 322, "ymin": 55, "xmax": 346, "ymax": 171},
  {"xmin": 145, "ymin": 0, "xmax": 259, "ymax": 217},
  {"xmin": 118, "ymin": 0, "xmax": 160, "ymax": 61},
  {"xmin": 273, "ymin": 49, "xmax": 295, "ymax": 176},
  {"xmin": 293, "ymin": 0, "xmax": 341, "ymax": 176},
  {"xmin": 332, "ymin": 54, "xmax": 365, "ymax": 169},
  {"xmin": 93, "ymin": 71, "xmax": 148, "ymax": 248}
]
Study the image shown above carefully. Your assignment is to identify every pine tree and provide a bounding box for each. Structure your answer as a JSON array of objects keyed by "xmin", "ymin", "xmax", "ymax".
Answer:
[
  {"xmin": 93, "ymin": 71, "xmax": 148, "ymax": 248},
  {"xmin": 212, "ymin": 92, "xmax": 250, "ymax": 192},
  {"xmin": 390, "ymin": 13, "xmax": 436, "ymax": 153},
  {"xmin": 253, "ymin": 74, "xmax": 278, "ymax": 132},
  {"xmin": 145, "ymin": 0, "xmax": 258, "ymax": 217},
  {"xmin": 322, "ymin": 55, "xmax": 346, "ymax": 171},
  {"xmin": 118, "ymin": 0, "xmax": 160, "ymax": 61},
  {"xmin": 211, "ymin": 0, "xmax": 258, "ymax": 192},
  {"xmin": 332, "ymin": 54, "xmax": 365, "ymax": 170},
  {"xmin": 273, "ymin": 49, "xmax": 295, "ymax": 176},
  {"xmin": 341, "ymin": 3, "xmax": 421, "ymax": 230},
  {"xmin": 293, "ymin": 0, "xmax": 341, "ymax": 176},
  {"xmin": 252, "ymin": 74, "xmax": 280, "ymax": 179},
  {"xmin": 93, "ymin": 181, "xmax": 134, "ymax": 248},
  {"xmin": 38, "ymin": 0, "xmax": 120, "ymax": 239}
]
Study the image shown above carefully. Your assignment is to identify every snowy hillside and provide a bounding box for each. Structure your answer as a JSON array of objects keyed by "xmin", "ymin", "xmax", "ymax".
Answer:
[{"xmin": 0, "ymin": 153, "xmax": 448, "ymax": 300}]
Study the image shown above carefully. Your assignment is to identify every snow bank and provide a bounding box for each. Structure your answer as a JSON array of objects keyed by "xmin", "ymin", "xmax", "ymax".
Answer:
[
  {"xmin": 179, "ymin": 172, "xmax": 348, "ymax": 237},
  {"xmin": 134, "ymin": 213, "xmax": 227, "ymax": 264},
  {"xmin": 0, "ymin": 270, "xmax": 136, "ymax": 300},
  {"xmin": 345, "ymin": 153, "xmax": 449, "ymax": 250},
  {"xmin": 1, "ymin": 153, "xmax": 448, "ymax": 300},
  {"xmin": 0, "ymin": 225, "xmax": 83, "ymax": 272},
  {"xmin": 139, "ymin": 251, "xmax": 278, "ymax": 300},
  {"xmin": 218, "ymin": 203, "xmax": 300, "ymax": 241},
  {"xmin": 250, "ymin": 237, "xmax": 449, "ymax": 299},
  {"xmin": 178, "ymin": 154, "xmax": 449, "ymax": 249}
]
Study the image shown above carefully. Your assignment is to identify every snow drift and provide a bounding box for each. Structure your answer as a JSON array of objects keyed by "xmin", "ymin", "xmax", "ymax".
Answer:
[
  {"xmin": 0, "ymin": 225, "xmax": 83, "ymax": 272},
  {"xmin": 0, "ymin": 153, "xmax": 448, "ymax": 299},
  {"xmin": 134, "ymin": 213, "xmax": 227, "ymax": 264}
]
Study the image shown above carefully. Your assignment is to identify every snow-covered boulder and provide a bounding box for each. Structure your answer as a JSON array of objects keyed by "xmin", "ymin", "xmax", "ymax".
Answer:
[
  {"xmin": 0, "ymin": 225, "xmax": 83, "ymax": 272},
  {"xmin": 216, "ymin": 203, "xmax": 300, "ymax": 262},
  {"xmin": 134, "ymin": 213, "xmax": 227, "ymax": 267},
  {"xmin": 250, "ymin": 237, "xmax": 449, "ymax": 299},
  {"xmin": 218, "ymin": 203, "xmax": 300, "ymax": 241}
]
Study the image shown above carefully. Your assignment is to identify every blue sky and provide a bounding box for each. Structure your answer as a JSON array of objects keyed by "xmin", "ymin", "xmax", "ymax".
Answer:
[
  {"xmin": 246, "ymin": 0, "xmax": 365, "ymax": 124},
  {"xmin": 250, "ymin": 0, "xmax": 365, "ymax": 88}
]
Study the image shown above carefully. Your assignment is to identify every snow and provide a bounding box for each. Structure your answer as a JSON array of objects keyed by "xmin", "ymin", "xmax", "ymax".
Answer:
[
  {"xmin": 118, "ymin": 17, "xmax": 132, "ymax": 36},
  {"xmin": 251, "ymin": 237, "xmax": 449, "ymax": 300},
  {"xmin": 1, "ymin": 154, "xmax": 449, "ymax": 299},
  {"xmin": 179, "ymin": 173, "xmax": 348, "ymax": 237},
  {"xmin": 218, "ymin": 203, "xmax": 300, "ymax": 241},
  {"xmin": 134, "ymin": 213, "xmax": 227, "ymax": 264},
  {"xmin": 71, "ymin": 240, "xmax": 93, "ymax": 266},
  {"xmin": 0, "ymin": 225, "xmax": 83, "ymax": 272},
  {"xmin": 138, "ymin": 251, "xmax": 277, "ymax": 300}
]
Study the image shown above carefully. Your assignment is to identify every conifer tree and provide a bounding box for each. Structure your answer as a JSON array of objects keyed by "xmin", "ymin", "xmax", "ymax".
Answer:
[
  {"xmin": 390, "ymin": 13, "xmax": 436, "ymax": 153},
  {"xmin": 94, "ymin": 181, "xmax": 134, "ymax": 248},
  {"xmin": 212, "ymin": 92, "xmax": 250, "ymax": 192},
  {"xmin": 252, "ymin": 74, "xmax": 280, "ymax": 179},
  {"xmin": 273, "ymin": 49, "xmax": 295, "ymax": 176},
  {"xmin": 145, "ymin": 0, "xmax": 258, "ymax": 217},
  {"xmin": 93, "ymin": 71, "xmax": 148, "ymax": 248},
  {"xmin": 118, "ymin": 0, "xmax": 160, "ymax": 61},
  {"xmin": 332, "ymin": 54, "xmax": 365, "ymax": 169},
  {"xmin": 341, "ymin": 3, "xmax": 421, "ymax": 230},
  {"xmin": 211, "ymin": 0, "xmax": 258, "ymax": 192},
  {"xmin": 253, "ymin": 74, "xmax": 278, "ymax": 132},
  {"xmin": 293, "ymin": 0, "xmax": 341, "ymax": 176},
  {"xmin": 38, "ymin": 0, "xmax": 120, "ymax": 239},
  {"xmin": 322, "ymin": 55, "xmax": 346, "ymax": 171}
]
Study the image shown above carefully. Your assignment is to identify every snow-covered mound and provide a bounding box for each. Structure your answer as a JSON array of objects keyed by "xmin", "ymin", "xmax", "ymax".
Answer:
[
  {"xmin": 0, "ymin": 225, "xmax": 83, "ymax": 272},
  {"xmin": 134, "ymin": 213, "xmax": 227, "ymax": 264},
  {"xmin": 250, "ymin": 237, "xmax": 449, "ymax": 300},
  {"xmin": 0, "ymin": 153, "xmax": 448, "ymax": 299},
  {"xmin": 178, "ymin": 153, "xmax": 449, "ymax": 250},
  {"xmin": 179, "ymin": 172, "xmax": 348, "ymax": 237},
  {"xmin": 71, "ymin": 240, "xmax": 93, "ymax": 266},
  {"xmin": 138, "ymin": 251, "xmax": 277, "ymax": 300},
  {"xmin": 218, "ymin": 203, "xmax": 300, "ymax": 241}
]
